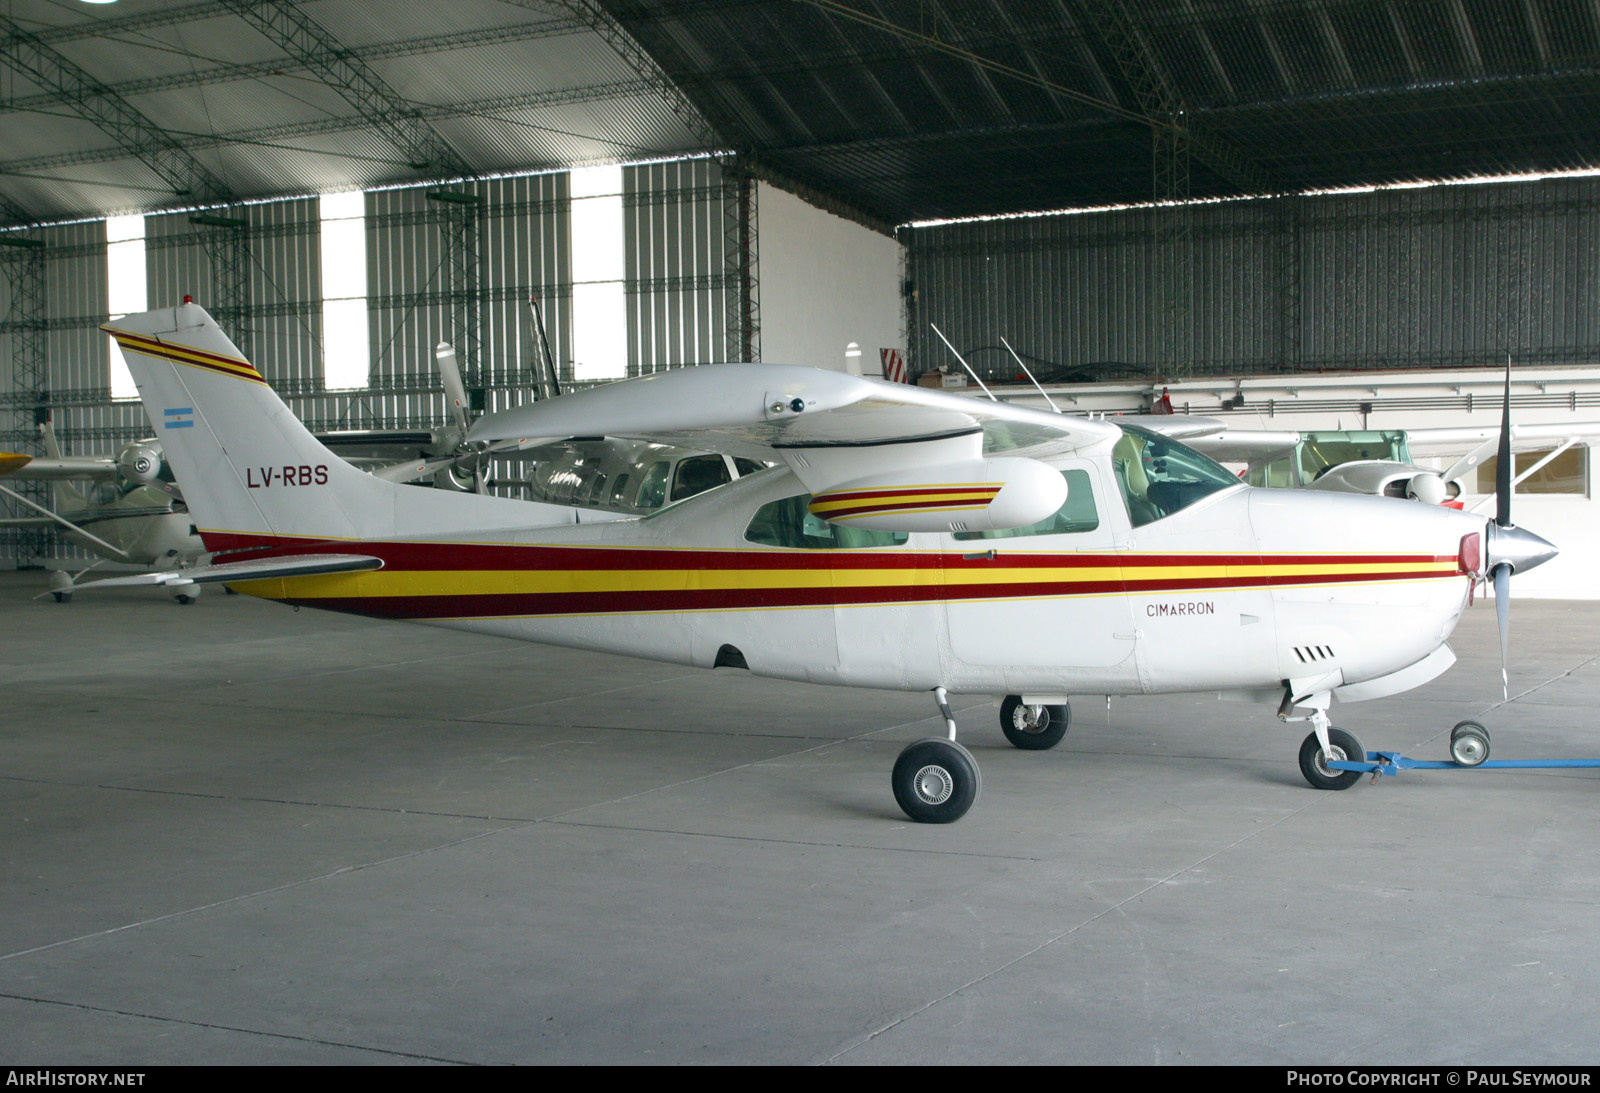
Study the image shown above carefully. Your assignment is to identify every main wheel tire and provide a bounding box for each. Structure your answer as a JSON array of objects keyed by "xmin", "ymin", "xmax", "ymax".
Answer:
[
  {"xmin": 51, "ymin": 591, "xmax": 71, "ymax": 604},
  {"xmin": 999, "ymin": 695, "xmax": 1070, "ymax": 750},
  {"xmin": 1298, "ymin": 727, "xmax": 1365, "ymax": 790},
  {"xmin": 892, "ymin": 739, "xmax": 981, "ymax": 824},
  {"xmin": 1450, "ymin": 721, "xmax": 1491, "ymax": 767}
]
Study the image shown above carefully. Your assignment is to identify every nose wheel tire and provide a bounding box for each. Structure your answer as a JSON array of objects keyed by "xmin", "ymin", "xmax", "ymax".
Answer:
[
  {"xmin": 999, "ymin": 695, "xmax": 1070, "ymax": 751},
  {"xmin": 1449, "ymin": 721, "xmax": 1491, "ymax": 767},
  {"xmin": 1298, "ymin": 727, "xmax": 1365, "ymax": 790},
  {"xmin": 892, "ymin": 739, "xmax": 981, "ymax": 824}
]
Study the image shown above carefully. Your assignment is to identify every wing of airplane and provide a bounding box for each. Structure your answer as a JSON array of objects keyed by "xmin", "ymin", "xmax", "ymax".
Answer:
[
  {"xmin": 1175, "ymin": 428, "xmax": 1303, "ymax": 465},
  {"xmin": 471, "ymin": 364, "xmax": 1117, "ymax": 452},
  {"xmin": 1402, "ymin": 421, "xmax": 1600, "ymax": 456},
  {"xmin": 469, "ymin": 364, "xmax": 1123, "ymax": 532},
  {"xmin": 0, "ymin": 451, "xmax": 117, "ymax": 479}
]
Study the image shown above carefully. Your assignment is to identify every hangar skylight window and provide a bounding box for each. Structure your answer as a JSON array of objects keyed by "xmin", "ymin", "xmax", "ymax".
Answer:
[
  {"xmin": 106, "ymin": 214, "xmax": 146, "ymax": 400},
  {"xmin": 570, "ymin": 165, "xmax": 626, "ymax": 381},
  {"xmin": 320, "ymin": 191, "xmax": 369, "ymax": 390}
]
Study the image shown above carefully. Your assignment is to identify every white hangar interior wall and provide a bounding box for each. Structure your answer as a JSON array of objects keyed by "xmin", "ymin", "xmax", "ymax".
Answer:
[{"xmin": 754, "ymin": 183, "xmax": 904, "ymax": 375}]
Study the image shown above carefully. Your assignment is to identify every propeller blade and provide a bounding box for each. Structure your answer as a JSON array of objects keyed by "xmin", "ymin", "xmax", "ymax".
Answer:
[
  {"xmin": 370, "ymin": 454, "xmax": 469, "ymax": 484},
  {"xmin": 1496, "ymin": 356, "xmax": 1513, "ymax": 528},
  {"xmin": 1494, "ymin": 563, "xmax": 1511, "ymax": 701},
  {"xmin": 436, "ymin": 343, "xmax": 471, "ymax": 436},
  {"xmin": 1441, "ymin": 435, "xmax": 1499, "ymax": 485}
]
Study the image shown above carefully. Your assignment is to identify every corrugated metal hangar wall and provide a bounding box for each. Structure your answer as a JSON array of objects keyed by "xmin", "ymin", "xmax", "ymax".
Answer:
[{"xmin": 905, "ymin": 175, "xmax": 1600, "ymax": 383}]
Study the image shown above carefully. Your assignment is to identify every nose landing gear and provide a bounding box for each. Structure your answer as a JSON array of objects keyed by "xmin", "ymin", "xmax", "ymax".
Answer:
[{"xmin": 1298, "ymin": 726, "xmax": 1366, "ymax": 790}]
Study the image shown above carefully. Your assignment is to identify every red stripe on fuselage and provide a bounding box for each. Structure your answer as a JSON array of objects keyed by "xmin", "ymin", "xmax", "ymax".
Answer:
[
  {"xmin": 205, "ymin": 532, "xmax": 1462, "ymax": 621},
  {"xmin": 284, "ymin": 565, "xmax": 1458, "ymax": 621},
  {"xmin": 201, "ymin": 530, "xmax": 1453, "ymax": 573}
]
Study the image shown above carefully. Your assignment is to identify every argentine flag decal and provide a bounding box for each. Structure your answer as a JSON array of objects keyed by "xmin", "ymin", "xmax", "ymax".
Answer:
[{"xmin": 164, "ymin": 407, "xmax": 195, "ymax": 429}]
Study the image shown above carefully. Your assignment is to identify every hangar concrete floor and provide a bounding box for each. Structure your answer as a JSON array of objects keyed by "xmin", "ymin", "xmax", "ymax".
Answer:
[{"xmin": 2, "ymin": 569, "xmax": 1598, "ymax": 1066}]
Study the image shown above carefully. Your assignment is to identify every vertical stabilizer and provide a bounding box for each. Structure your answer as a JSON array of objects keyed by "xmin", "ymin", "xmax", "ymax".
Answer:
[{"xmin": 104, "ymin": 302, "xmax": 567, "ymax": 550}]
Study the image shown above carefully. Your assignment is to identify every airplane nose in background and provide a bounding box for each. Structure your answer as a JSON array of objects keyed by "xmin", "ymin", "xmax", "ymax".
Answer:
[{"xmin": 1486, "ymin": 522, "xmax": 1560, "ymax": 575}]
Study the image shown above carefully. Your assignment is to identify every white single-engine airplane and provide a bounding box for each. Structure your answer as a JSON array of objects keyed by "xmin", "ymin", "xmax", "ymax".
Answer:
[
  {"xmin": 1170, "ymin": 422, "xmax": 1600, "ymax": 508},
  {"xmin": 0, "ymin": 428, "xmax": 206, "ymax": 602},
  {"xmin": 92, "ymin": 302, "xmax": 1558, "ymax": 823}
]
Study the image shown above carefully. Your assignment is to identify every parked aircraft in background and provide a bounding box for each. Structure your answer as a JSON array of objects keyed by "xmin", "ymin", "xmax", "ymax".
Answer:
[
  {"xmin": 0, "ymin": 427, "xmax": 205, "ymax": 602},
  {"xmin": 76, "ymin": 301, "xmax": 1557, "ymax": 824},
  {"xmin": 1144, "ymin": 421, "xmax": 1600, "ymax": 509}
]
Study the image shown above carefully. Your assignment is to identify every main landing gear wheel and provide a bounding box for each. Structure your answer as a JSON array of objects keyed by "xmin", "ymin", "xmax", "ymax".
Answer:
[
  {"xmin": 1449, "ymin": 720, "xmax": 1491, "ymax": 767},
  {"xmin": 892, "ymin": 739, "xmax": 981, "ymax": 824},
  {"xmin": 1298, "ymin": 727, "xmax": 1365, "ymax": 791},
  {"xmin": 999, "ymin": 695, "xmax": 1070, "ymax": 751},
  {"xmin": 51, "ymin": 591, "xmax": 71, "ymax": 604}
]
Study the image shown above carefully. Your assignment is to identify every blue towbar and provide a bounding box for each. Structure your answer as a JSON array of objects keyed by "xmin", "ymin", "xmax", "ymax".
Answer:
[{"xmin": 1330, "ymin": 751, "xmax": 1600, "ymax": 777}]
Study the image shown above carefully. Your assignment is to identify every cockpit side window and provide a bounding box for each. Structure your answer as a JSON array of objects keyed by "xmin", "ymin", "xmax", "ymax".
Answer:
[
  {"xmin": 1112, "ymin": 424, "xmax": 1240, "ymax": 527},
  {"xmin": 952, "ymin": 468, "xmax": 1098, "ymax": 540}
]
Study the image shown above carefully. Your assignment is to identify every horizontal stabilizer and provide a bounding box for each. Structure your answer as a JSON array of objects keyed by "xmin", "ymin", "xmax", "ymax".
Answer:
[{"xmin": 56, "ymin": 553, "xmax": 383, "ymax": 594}]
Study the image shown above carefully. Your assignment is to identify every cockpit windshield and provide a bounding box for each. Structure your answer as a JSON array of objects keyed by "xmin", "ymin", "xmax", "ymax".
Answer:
[{"xmin": 1112, "ymin": 424, "xmax": 1241, "ymax": 527}]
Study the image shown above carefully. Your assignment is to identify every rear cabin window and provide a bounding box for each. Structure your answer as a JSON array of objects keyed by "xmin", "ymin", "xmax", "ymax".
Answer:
[
  {"xmin": 670, "ymin": 454, "xmax": 732, "ymax": 502},
  {"xmin": 745, "ymin": 494, "xmax": 909, "ymax": 549},
  {"xmin": 634, "ymin": 461, "xmax": 670, "ymax": 509},
  {"xmin": 952, "ymin": 468, "xmax": 1098, "ymax": 540}
]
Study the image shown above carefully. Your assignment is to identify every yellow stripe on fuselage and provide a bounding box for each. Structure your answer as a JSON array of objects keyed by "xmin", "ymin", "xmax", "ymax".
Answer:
[{"xmin": 243, "ymin": 557, "xmax": 1461, "ymax": 600}]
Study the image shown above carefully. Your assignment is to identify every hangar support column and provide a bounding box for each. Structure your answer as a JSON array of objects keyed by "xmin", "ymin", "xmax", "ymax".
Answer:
[{"xmin": 1, "ymin": 237, "xmax": 49, "ymax": 565}]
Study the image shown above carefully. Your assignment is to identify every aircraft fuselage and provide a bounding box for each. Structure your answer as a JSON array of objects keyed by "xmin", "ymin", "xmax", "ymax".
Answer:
[{"xmin": 222, "ymin": 460, "xmax": 1478, "ymax": 703}]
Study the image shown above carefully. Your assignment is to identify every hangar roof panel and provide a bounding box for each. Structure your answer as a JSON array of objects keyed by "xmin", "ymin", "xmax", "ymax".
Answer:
[{"xmin": 1, "ymin": 0, "xmax": 1598, "ymax": 228}]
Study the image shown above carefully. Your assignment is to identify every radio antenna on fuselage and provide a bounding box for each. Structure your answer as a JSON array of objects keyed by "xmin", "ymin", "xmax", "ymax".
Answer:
[
  {"xmin": 929, "ymin": 323, "xmax": 997, "ymax": 402},
  {"xmin": 1000, "ymin": 336, "xmax": 1061, "ymax": 413}
]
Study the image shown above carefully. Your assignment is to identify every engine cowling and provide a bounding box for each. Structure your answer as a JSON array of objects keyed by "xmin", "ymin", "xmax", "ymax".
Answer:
[{"xmin": 807, "ymin": 457, "xmax": 1066, "ymax": 534}]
